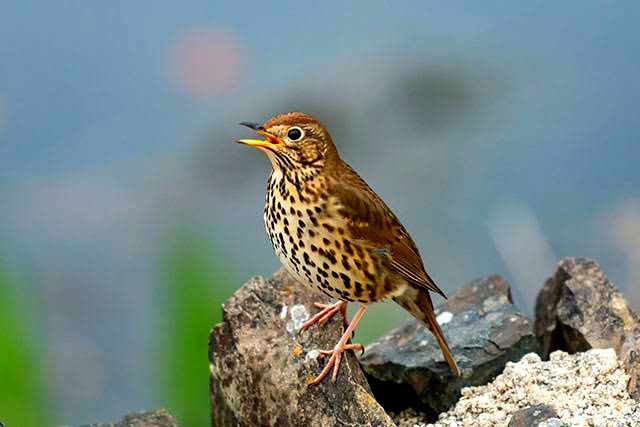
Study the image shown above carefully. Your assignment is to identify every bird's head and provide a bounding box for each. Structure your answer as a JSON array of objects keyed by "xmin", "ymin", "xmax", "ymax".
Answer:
[{"xmin": 237, "ymin": 112, "xmax": 337, "ymax": 173}]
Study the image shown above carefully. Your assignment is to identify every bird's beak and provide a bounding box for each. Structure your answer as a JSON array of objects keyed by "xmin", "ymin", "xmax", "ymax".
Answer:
[{"xmin": 237, "ymin": 122, "xmax": 284, "ymax": 148}]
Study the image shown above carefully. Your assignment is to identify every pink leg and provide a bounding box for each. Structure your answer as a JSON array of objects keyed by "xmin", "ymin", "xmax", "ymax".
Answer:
[
  {"xmin": 308, "ymin": 304, "xmax": 367, "ymax": 386},
  {"xmin": 299, "ymin": 301, "xmax": 348, "ymax": 334}
]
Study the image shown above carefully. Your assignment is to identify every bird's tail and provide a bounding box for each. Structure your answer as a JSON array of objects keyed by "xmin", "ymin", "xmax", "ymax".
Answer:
[{"xmin": 394, "ymin": 288, "xmax": 460, "ymax": 376}]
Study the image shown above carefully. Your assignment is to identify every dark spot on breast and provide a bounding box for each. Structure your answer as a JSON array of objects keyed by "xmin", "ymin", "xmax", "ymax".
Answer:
[
  {"xmin": 340, "ymin": 273, "xmax": 352, "ymax": 289},
  {"xmin": 322, "ymin": 223, "xmax": 335, "ymax": 233},
  {"xmin": 343, "ymin": 240, "xmax": 354, "ymax": 255},
  {"xmin": 308, "ymin": 229, "xmax": 316, "ymax": 237},
  {"xmin": 342, "ymin": 255, "xmax": 351, "ymax": 270},
  {"xmin": 354, "ymin": 281, "xmax": 363, "ymax": 298},
  {"xmin": 331, "ymin": 271, "xmax": 339, "ymax": 278},
  {"xmin": 325, "ymin": 250, "xmax": 337, "ymax": 265},
  {"xmin": 322, "ymin": 237, "xmax": 330, "ymax": 245},
  {"xmin": 311, "ymin": 244, "xmax": 318, "ymax": 253},
  {"xmin": 290, "ymin": 254, "xmax": 300, "ymax": 266},
  {"xmin": 324, "ymin": 281, "xmax": 334, "ymax": 291},
  {"xmin": 298, "ymin": 219, "xmax": 306, "ymax": 229},
  {"xmin": 303, "ymin": 252, "xmax": 315, "ymax": 267},
  {"xmin": 367, "ymin": 284, "xmax": 377, "ymax": 301}
]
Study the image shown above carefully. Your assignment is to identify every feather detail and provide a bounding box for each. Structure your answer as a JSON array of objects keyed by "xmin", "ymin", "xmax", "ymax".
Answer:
[{"xmin": 327, "ymin": 161, "xmax": 446, "ymax": 298}]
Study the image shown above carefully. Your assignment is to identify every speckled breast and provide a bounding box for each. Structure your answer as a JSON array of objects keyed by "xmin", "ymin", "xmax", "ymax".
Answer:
[{"xmin": 263, "ymin": 172, "xmax": 397, "ymax": 304}]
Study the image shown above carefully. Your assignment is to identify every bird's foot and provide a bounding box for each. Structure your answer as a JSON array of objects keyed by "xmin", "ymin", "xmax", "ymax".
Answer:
[
  {"xmin": 308, "ymin": 342, "xmax": 365, "ymax": 386},
  {"xmin": 298, "ymin": 301, "xmax": 348, "ymax": 335},
  {"xmin": 307, "ymin": 304, "xmax": 368, "ymax": 386}
]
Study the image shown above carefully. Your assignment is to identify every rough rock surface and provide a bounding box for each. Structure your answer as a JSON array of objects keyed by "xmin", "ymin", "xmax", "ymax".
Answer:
[
  {"xmin": 429, "ymin": 349, "xmax": 640, "ymax": 427},
  {"xmin": 361, "ymin": 275, "xmax": 537, "ymax": 416},
  {"xmin": 535, "ymin": 257, "xmax": 640, "ymax": 398},
  {"xmin": 77, "ymin": 409, "xmax": 179, "ymax": 427},
  {"xmin": 209, "ymin": 268, "xmax": 394, "ymax": 426},
  {"xmin": 507, "ymin": 404, "xmax": 563, "ymax": 427}
]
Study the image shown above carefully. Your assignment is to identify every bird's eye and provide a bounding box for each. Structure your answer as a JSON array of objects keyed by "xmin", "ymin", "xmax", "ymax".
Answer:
[{"xmin": 287, "ymin": 127, "xmax": 303, "ymax": 141}]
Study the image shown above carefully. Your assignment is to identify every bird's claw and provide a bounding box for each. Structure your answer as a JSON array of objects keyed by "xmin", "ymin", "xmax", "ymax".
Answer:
[{"xmin": 308, "ymin": 343, "xmax": 365, "ymax": 386}]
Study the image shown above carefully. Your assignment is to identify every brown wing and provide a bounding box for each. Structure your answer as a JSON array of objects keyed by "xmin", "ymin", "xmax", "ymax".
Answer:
[{"xmin": 328, "ymin": 163, "xmax": 446, "ymax": 298}]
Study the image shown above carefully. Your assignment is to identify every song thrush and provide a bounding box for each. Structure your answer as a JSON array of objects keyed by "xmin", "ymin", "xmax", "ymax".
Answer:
[{"xmin": 238, "ymin": 112, "xmax": 459, "ymax": 385}]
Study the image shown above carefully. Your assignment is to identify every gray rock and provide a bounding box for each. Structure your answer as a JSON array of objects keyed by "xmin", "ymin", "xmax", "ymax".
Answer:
[
  {"xmin": 74, "ymin": 409, "xmax": 179, "ymax": 427},
  {"xmin": 534, "ymin": 257, "xmax": 640, "ymax": 399},
  {"xmin": 507, "ymin": 404, "xmax": 564, "ymax": 427},
  {"xmin": 209, "ymin": 268, "xmax": 395, "ymax": 426},
  {"xmin": 361, "ymin": 275, "xmax": 538, "ymax": 416}
]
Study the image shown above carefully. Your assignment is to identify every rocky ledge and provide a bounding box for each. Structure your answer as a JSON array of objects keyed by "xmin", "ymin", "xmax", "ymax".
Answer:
[
  {"xmin": 208, "ymin": 268, "xmax": 394, "ymax": 426},
  {"xmin": 74, "ymin": 257, "xmax": 640, "ymax": 426},
  {"xmin": 360, "ymin": 275, "xmax": 538, "ymax": 416},
  {"xmin": 426, "ymin": 349, "xmax": 639, "ymax": 426},
  {"xmin": 535, "ymin": 257, "xmax": 640, "ymax": 399},
  {"xmin": 209, "ymin": 257, "xmax": 639, "ymax": 426}
]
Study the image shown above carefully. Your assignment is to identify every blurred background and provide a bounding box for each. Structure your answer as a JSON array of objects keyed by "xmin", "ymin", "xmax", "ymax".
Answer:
[{"xmin": 1, "ymin": 2, "xmax": 639, "ymax": 426}]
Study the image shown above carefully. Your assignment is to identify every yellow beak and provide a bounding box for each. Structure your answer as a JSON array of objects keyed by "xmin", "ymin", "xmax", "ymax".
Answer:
[{"xmin": 237, "ymin": 122, "xmax": 284, "ymax": 148}]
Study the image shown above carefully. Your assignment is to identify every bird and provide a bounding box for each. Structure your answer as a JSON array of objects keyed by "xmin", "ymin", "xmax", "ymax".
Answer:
[{"xmin": 237, "ymin": 112, "xmax": 459, "ymax": 385}]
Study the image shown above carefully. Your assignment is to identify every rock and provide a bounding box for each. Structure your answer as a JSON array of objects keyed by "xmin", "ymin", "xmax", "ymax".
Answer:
[
  {"xmin": 209, "ymin": 268, "xmax": 394, "ymax": 426},
  {"xmin": 361, "ymin": 275, "xmax": 538, "ymax": 417},
  {"xmin": 507, "ymin": 404, "xmax": 564, "ymax": 427},
  {"xmin": 75, "ymin": 409, "xmax": 179, "ymax": 427},
  {"xmin": 429, "ymin": 349, "xmax": 640, "ymax": 427},
  {"xmin": 534, "ymin": 257, "xmax": 640, "ymax": 398}
]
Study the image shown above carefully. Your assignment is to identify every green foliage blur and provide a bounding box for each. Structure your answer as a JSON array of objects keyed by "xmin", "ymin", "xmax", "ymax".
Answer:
[
  {"xmin": 155, "ymin": 229, "xmax": 236, "ymax": 427},
  {"xmin": 0, "ymin": 256, "xmax": 48, "ymax": 427}
]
